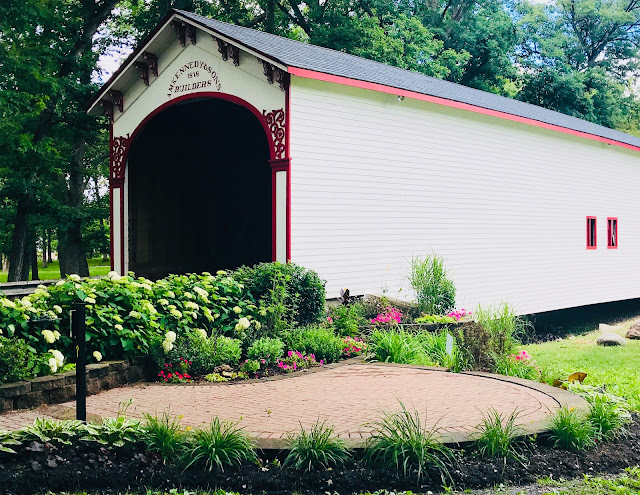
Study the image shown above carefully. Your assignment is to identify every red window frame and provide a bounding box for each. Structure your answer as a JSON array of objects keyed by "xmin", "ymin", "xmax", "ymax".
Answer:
[
  {"xmin": 607, "ymin": 217, "xmax": 618, "ymax": 249},
  {"xmin": 586, "ymin": 216, "xmax": 597, "ymax": 249}
]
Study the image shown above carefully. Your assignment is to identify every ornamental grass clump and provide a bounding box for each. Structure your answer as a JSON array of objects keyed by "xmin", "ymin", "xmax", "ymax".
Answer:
[
  {"xmin": 587, "ymin": 395, "xmax": 630, "ymax": 440},
  {"xmin": 368, "ymin": 327, "xmax": 434, "ymax": 366},
  {"xmin": 142, "ymin": 412, "xmax": 188, "ymax": 462},
  {"xmin": 183, "ymin": 417, "xmax": 257, "ymax": 472},
  {"xmin": 284, "ymin": 421, "xmax": 351, "ymax": 471},
  {"xmin": 548, "ymin": 406, "xmax": 596, "ymax": 451},
  {"xmin": 474, "ymin": 408, "xmax": 523, "ymax": 460},
  {"xmin": 474, "ymin": 302, "xmax": 528, "ymax": 356},
  {"xmin": 365, "ymin": 402, "xmax": 454, "ymax": 482},
  {"xmin": 409, "ymin": 254, "xmax": 456, "ymax": 315}
]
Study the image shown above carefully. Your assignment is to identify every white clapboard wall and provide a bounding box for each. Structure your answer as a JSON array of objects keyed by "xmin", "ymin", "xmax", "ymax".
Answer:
[{"xmin": 289, "ymin": 76, "xmax": 639, "ymax": 314}]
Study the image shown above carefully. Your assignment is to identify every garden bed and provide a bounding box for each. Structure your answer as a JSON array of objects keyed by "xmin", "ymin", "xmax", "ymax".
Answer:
[{"xmin": 1, "ymin": 415, "xmax": 638, "ymax": 495}]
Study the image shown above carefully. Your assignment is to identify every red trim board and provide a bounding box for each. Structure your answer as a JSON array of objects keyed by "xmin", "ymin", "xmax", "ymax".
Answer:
[{"xmin": 288, "ymin": 67, "xmax": 640, "ymax": 154}]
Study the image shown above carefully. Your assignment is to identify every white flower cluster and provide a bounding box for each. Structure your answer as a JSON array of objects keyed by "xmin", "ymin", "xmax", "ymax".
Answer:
[
  {"xmin": 48, "ymin": 349, "xmax": 65, "ymax": 373},
  {"xmin": 41, "ymin": 329, "xmax": 61, "ymax": 344},
  {"xmin": 162, "ymin": 331, "xmax": 177, "ymax": 353}
]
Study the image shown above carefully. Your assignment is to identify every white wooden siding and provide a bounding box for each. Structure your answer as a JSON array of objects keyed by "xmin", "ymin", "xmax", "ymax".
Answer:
[{"xmin": 289, "ymin": 77, "xmax": 640, "ymax": 314}]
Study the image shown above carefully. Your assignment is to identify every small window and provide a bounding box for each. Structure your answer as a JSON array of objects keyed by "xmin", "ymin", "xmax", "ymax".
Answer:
[
  {"xmin": 608, "ymin": 217, "xmax": 618, "ymax": 249},
  {"xmin": 586, "ymin": 217, "xmax": 597, "ymax": 249}
]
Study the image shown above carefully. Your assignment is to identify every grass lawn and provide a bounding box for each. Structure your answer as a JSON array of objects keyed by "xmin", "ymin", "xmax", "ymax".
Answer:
[
  {"xmin": 523, "ymin": 316, "xmax": 640, "ymax": 411},
  {"xmin": 0, "ymin": 258, "xmax": 111, "ymax": 283}
]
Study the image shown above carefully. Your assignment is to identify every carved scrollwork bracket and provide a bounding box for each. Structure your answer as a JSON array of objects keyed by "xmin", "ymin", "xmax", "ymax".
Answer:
[
  {"xmin": 263, "ymin": 109, "xmax": 286, "ymax": 159},
  {"xmin": 259, "ymin": 59, "xmax": 288, "ymax": 91},
  {"xmin": 110, "ymin": 134, "xmax": 131, "ymax": 186}
]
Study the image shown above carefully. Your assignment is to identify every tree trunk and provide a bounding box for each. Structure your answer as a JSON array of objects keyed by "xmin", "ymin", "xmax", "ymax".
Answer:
[
  {"xmin": 42, "ymin": 230, "xmax": 48, "ymax": 268},
  {"xmin": 31, "ymin": 242, "xmax": 39, "ymax": 280},
  {"xmin": 58, "ymin": 133, "xmax": 90, "ymax": 278},
  {"xmin": 47, "ymin": 228, "xmax": 53, "ymax": 263},
  {"xmin": 7, "ymin": 196, "xmax": 31, "ymax": 282}
]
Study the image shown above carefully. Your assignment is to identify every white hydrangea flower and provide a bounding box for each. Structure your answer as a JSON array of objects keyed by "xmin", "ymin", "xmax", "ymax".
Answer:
[
  {"xmin": 236, "ymin": 317, "xmax": 251, "ymax": 330},
  {"xmin": 114, "ymin": 324, "xmax": 124, "ymax": 331},
  {"xmin": 37, "ymin": 285, "xmax": 47, "ymax": 290},
  {"xmin": 42, "ymin": 330, "xmax": 56, "ymax": 344},
  {"xmin": 193, "ymin": 287, "xmax": 207, "ymax": 298},
  {"xmin": 165, "ymin": 331, "xmax": 177, "ymax": 343},
  {"xmin": 166, "ymin": 291, "xmax": 175, "ymax": 298},
  {"xmin": 93, "ymin": 351, "xmax": 103, "ymax": 362},
  {"xmin": 68, "ymin": 274, "xmax": 81, "ymax": 281},
  {"xmin": 53, "ymin": 330, "xmax": 61, "ymax": 340},
  {"xmin": 141, "ymin": 283, "xmax": 153, "ymax": 291},
  {"xmin": 49, "ymin": 349, "xmax": 64, "ymax": 368},
  {"xmin": 129, "ymin": 310, "xmax": 141, "ymax": 319},
  {"xmin": 48, "ymin": 358, "xmax": 58, "ymax": 373},
  {"xmin": 20, "ymin": 299, "xmax": 32, "ymax": 307},
  {"xmin": 1, "ymin": 299, "xmax": 16, "ymax": 309},
  {"xmin": 195, "ymin": 328, "xmax": 208, "ymax": 339},
  {"xmin": 185, "ymin": 301, "xmax": 199, "ymax": 311},
  {"xmin": 85, "ymin": 297, "xmax": 96, "ymax": 304},
  {"xmin": 233, "ymin": 306, "xmax": 242, "ymax": 314},
  {"xmin": 107, "ymin": 271, "xmax": 118, "ymax": 279},
  {"xmin": 216, "ymin": 270, "xmax": 227, "ymax": 276},
  {"xmin": 56, "ymin": 280, "xmax": 65, "ymax": 286},
  {"xmin": 162, "ymin": 340, "xmax": 173, "ymax": 353},
  {"xmin": 53, "ymin": 305, "xmax": 63, "ymax": 314},
  {"xmin": 158, "ymin": 299, "xmax": 169, "ymax": 306},
  {"xmin": 113, "ymin": 315, "xmax": 123, "ymax": 323},
  {"xmin": 170, "ymin": 309, "xmax": 182, "ymax": 318},
  {"xmin": 184, "ymin": 292, "xmax": 193, "ymax": 299}
]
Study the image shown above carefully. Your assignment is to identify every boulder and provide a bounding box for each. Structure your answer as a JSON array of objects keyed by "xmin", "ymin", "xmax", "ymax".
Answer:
[
  {"xmin": 597, "ymin": 332, "xmax": 626, "ymax": 346},
  {"xmin": 626, "ymin": 323, "xmax": 640, "ymax": 340}
]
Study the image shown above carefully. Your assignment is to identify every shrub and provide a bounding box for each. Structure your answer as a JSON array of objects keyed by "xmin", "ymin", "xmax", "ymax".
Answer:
[
  {"xmin": 328, "ymin": 303, "xmax": 365, "ymax": 337},
  {"xmin": 493, "ymin": 351, "xmax": 542, "ymax": 381},
  {"xmin": 240, "ymin": 359, "xmax": 261, "ymax": 374},
  {"xmin": 142, "ymin": 413, "xmax": 187, "ymax": 462},
  {"xmin": 452, "ymin": 322, "xmax": 494, "ymax": 371},
  {"xmin": 183, "ymin": 417, "xmax": 257, "ymax": 471},
  {"xmin": 233, "ymin": 262, "xmax": 326, "ymax": 329},
  {"xmin": 160, "ymin": 334, "xmax": 242, "ymax": 376},
  {"xmin": 247, "ymin": 337, "xmax": 285, "ymax": 365},
  {"xmin": 2, "ymin": 271, "xmax": 264, "ymax": 363},
  {"xmin": 474, "ymin": 302, "xmax": 528, "ymax": 356},
  {"xmin": 365, "ymin": 402, "xmax": 453, "ymax": 481},
  {"xmin": 474, "ymin": 409, "xmax": 523, "ymax": 459},
  {"xmin": 284, "ymin": 421, "xmax": 350, "ymax": 471},
  {"xmin": 409, "ymin": 254, "xmax": 455, "ymax": 315},
  {"xmin": 548, "ymin": 406, "xmax": 596, "ymax": 451},
  {"xmin": 283, "ymin": 326, "xmax": 344, "ymax": 363},
  {"xmin": 0, "ymin": 336, "xmax": 51, "ymax": 384}
]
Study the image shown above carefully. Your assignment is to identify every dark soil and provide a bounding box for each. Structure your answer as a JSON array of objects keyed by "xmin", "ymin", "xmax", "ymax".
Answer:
[{"xmin": 1, "ymin": 415, "xmax": 639, "ymax": 495}]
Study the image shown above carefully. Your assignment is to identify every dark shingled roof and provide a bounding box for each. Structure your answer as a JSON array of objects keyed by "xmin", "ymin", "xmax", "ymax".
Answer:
[{"xmin": 176, "ymin": 9, "xmax": 640, "ymax": 149}]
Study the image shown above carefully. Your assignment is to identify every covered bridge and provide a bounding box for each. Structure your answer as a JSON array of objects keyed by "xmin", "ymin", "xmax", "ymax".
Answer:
[{"xmin": 88, "ymin": 9, "xmax": 640, "ymax": 314}]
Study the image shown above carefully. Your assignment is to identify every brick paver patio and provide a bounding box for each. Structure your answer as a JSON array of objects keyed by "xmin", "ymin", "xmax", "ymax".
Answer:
[{"xmin": 1, "ymin": 362, "xmax": 569, "ymax": 445}]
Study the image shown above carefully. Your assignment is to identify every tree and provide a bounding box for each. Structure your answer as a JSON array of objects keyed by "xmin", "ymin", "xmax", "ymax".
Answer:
[{"xmin": 0, "ymin": 0, "xmax": 120, "ymax": 280}]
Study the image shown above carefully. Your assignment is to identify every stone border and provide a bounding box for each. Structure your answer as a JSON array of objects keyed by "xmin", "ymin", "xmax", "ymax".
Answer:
[{"xmin": 0, "ymin": 360, "xmax": 152, "ymax": 414}]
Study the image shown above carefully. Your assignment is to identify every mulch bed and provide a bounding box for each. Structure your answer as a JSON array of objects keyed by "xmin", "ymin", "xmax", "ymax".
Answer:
[{"xmin": 1, "ymin": 415, "xmax": 639, "ymax": 495}]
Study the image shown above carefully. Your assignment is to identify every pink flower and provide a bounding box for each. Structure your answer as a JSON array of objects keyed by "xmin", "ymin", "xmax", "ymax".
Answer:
[{"xmin": 327, "ymin": 317, "xmax": 333, "ymax": 324}]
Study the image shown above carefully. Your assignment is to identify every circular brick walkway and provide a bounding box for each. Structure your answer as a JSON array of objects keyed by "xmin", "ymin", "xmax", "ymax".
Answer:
[{"xmin": 1, "ymin": 362, "xmax": 585, "ymax": 445}]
